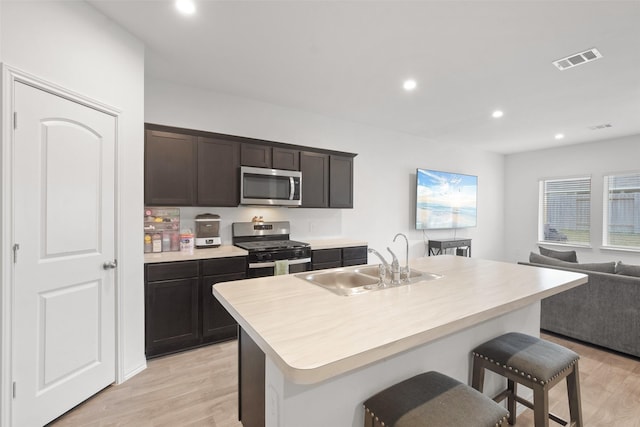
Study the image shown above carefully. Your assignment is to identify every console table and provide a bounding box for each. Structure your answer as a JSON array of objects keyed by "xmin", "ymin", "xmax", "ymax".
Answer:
[{"xmin": 428, "ymin": 238, "xmax": 471, "ymax": 257}]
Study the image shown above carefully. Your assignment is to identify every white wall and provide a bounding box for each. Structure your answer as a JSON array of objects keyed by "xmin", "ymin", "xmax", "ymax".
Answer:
[
  {"xmin": 146, "ymin": 78, "xmax": 506, "ymax": 261},
  {"xmin": 504, "ymin": 134, "xmax": 640, "ymax": 265},
  {"xmin": 0, "ymin": 0, "xmax": 146, "ymax": 387}
]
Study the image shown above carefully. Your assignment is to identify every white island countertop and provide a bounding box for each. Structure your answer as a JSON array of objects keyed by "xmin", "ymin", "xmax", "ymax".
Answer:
[{"xmin": 212, "ymin": 255, "xmax": 587, "ymax": 385}]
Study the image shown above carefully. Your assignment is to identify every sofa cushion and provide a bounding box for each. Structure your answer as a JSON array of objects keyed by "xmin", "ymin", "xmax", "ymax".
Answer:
[
  {"xmin": 538, "ymin": 246, "xmax": 578, "ymax": 262},
  {"xmin": 529, "ymin": 252, "xmax": 616, "ymax": 273},
  {"xmin": 616, "ymin": 262, "xmax": 640, "ymax": 277}
]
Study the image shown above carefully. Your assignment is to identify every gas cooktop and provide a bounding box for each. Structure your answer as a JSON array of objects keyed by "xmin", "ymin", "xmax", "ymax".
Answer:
[{"xmin": 234, "ymin": 239, "xmax": 309, "ymax": 251}]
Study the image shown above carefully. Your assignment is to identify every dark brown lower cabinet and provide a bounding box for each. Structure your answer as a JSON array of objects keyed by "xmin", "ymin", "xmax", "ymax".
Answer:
[
  {"xmin": 239, "ymin": 327, "xmax": 265, "ymax": 427},
  {"xmin": 145, "ymin": 257, "xmax": 247, "ymax": 359},
  {"xmin": 342, "ymin": 246, "xmax": 368, "ymax": 266},
  {"xmin": 202, "ymin": 272, "xmax": 245, "ymax": 343},
  {"xmin": 311, "ymin": 246, "xmax": 368, "ymax": 270},
  {"xmin": 145, "ymin": 277, "xmax": 200, "ymax": 357},
  {"xmin": 311, "ymin": 248, "xmax": 342, "ymax": 270}
]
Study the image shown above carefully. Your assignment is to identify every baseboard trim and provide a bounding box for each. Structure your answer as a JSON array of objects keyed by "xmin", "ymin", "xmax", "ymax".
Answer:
[{"xmin": 119, "ymin": 361, "xmax": 147, "ymax": 384}]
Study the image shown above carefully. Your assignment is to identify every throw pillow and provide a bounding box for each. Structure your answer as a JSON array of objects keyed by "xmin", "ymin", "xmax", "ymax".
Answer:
[
  {"xmin": 529, "ymin": 252, "xmax": 616, "ymax": 273},
  {"xmin": 576, "ymin": 261, "xmax": 617, "ymax": 274},
  {"xmin": 538, "ymin": 246, "xmax": 578, "ymax": 262},
  {"xmin": 616, "ymin": 262, "xmax": 640, "ymax": 278}
]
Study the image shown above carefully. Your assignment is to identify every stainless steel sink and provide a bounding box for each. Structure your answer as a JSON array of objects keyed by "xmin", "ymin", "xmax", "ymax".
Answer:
[
  {"xmin": 296, "ymin": 268, "xmax": 381, "ymax": 296},
  {"xmin": 352, "ymin": 265, "xmax": 442, "ymax": 283},
  {"xmin": 296, "ymin": 265, "xmax": 443, "ymax": 296}
]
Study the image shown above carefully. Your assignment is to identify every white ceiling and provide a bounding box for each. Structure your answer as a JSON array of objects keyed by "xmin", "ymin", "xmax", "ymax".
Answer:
[{"xmin": 90, "ymin": 0, "xmax": 640, "ymax": 154}]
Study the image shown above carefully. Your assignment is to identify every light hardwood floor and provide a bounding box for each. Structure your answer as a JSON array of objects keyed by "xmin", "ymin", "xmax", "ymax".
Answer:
[{"xmin": 49, "ymin": 333, "xmax": 640, "ymax": 426}]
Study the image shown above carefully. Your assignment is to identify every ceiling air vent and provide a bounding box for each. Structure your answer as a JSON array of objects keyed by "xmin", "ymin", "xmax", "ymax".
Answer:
[
  {"xmin": 588, "ymin": 123, "xmax": 612, "ymax": 131},
  {"xmin": 552, "ymin": 48, "xmax": 602, "ymax": 71}
]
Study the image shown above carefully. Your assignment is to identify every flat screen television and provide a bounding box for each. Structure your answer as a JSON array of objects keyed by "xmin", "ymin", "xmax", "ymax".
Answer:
[{"xmin": 416, "ymin": 168, "xmax": 477, "ymax": 229}]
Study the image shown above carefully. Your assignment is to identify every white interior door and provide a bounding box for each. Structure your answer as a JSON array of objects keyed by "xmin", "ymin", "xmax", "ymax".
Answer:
[{"xmin": 12, "ymin": 81, "xmax": 116, "ymax": 426}]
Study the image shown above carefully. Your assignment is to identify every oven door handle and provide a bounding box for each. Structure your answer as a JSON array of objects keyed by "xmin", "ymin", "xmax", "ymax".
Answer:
[{"xmin": 248, "ymin": 257, "xmax": 311, "ymax": 269}]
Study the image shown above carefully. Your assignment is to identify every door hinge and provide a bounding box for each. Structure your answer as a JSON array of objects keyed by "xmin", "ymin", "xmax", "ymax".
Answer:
[
  {"xmin": 12, "ymin": 382, "xmax": 16, "ymax": 398},
  {"xmin": 13, "ymin": 112, "xmax": 17, "ymax": 130},
  {"xmin": 13, "ymin": 243, "xmax": 20, "ymax": 263}
]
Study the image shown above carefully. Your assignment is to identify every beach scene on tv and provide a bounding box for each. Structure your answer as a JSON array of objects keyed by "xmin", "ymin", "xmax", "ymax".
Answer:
[{"xmin": 416, "ymin": 169, "xmax": 477, "ymax": 229}]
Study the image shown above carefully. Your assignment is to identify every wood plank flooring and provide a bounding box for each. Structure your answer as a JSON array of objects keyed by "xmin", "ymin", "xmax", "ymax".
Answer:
[
  {"xmin": 516, "ymin": 333, "xmax": 640, "ymax": 426},
  {"xmin": 49, "ymin": 340, "xmax": 242, "ymax": 427},
  {"xmin": 49, "ymin": 333, "xmax": 640, "ymax": 426}
]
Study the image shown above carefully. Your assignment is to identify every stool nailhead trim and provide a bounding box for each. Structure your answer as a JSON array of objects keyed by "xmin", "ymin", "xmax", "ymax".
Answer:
[
  {"xmin": 363, "ymin": 404, "xmax": 509, "ymax": 427},
  {"xmin": 364, "ymin": 406, "xmax": 386, "ymax": 426},
  {"xmin": 472, "ymin": 352, "xmax": 579, "ymax": 386}
]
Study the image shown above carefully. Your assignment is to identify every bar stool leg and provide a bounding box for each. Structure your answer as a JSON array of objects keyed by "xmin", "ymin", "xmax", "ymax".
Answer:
[
  {"xmin": 567, "ymin": 364, "xmax": 584, "ymax": 427},
  {"xmin": 507, "ymin": 379, "xmax": 516, "ymax": 425},
  {"xmin": 533, "ymin": 385, "xmax": 550, "ymax": 427},
  {"xmin": 472, "ymin": 359, "xmax": 485, "ymax": 392}
]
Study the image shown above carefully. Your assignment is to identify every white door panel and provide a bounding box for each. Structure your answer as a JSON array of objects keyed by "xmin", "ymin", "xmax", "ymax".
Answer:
[
  {"xmin": 41, "ymin": 119, "xmax": 102, "ymax": 258},
  {"xmin": 13, "ymin": 81, "xmax": 116, "ymax": 427}
]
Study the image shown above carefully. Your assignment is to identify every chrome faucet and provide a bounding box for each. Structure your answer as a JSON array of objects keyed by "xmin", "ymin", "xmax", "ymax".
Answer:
[
  {"xmin": 393, "ymin": 233, "xmax": 409, "ymax": 280},
  {"xmin": 369, "ymin": 246, "xmax": 402, "ymax": 286},
  {"xmin": 368, "ymin": 248, "xmax": 392, "ymax": 285},
  {"xmin": 387, "ymin": 247, "xmax": 401, "ymax": 285}
]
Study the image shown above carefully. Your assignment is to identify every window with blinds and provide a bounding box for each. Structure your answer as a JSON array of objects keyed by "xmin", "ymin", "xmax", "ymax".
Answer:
[
  {"xmin": 539, "ymin": 177, "xmax": 591, "ymax": 245},
  {"xmin": 603, "ymin": 172, "xmax": 640, "ymax": 249}
]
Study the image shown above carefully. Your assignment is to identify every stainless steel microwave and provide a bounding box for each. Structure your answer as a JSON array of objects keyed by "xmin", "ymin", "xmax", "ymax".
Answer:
[{"xmin": 240, "ymin": 166, "xmax": 302, "ymax": 206}]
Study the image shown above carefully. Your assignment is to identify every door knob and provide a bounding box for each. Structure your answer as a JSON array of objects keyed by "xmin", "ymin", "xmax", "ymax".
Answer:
[{"xmin": 103, "ymin": 260, "xmax": 117, "ymax": 270}]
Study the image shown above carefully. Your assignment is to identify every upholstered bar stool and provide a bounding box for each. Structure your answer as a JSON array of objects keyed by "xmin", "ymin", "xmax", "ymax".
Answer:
[
  {"xmin": 472, "ymin": 332, "xmax": 583, "ymax": 427},
  {"xmin": 363, "ymin": 371, "xmax": 509, "ymax": 427}
]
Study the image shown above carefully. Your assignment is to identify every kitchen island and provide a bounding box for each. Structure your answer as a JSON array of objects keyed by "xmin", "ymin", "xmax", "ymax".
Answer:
[{"xmin": 212, "ymin": 255, "xmax": 587, "ymax": 427}]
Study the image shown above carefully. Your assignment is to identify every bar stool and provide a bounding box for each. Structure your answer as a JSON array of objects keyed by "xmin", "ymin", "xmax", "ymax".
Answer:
[
  {"xmin": 471, "ymin": 332, "xmax": 583, "ymax": 427},
  {"xmin": 363, "ymin": 371, "xmax": 509, "ymax": 427}
]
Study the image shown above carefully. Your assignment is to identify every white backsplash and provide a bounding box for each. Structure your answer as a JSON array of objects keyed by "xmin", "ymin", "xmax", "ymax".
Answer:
[{"xmin": 174, "ymin": 206, "xmax": 344, "ymax": 244}]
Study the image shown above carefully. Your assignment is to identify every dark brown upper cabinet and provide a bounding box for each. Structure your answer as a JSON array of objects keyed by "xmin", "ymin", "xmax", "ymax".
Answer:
[
  {"xmin": 197, "ymin": 136, "xmax": 240, "ymax": 207},
  {"xmin": 241, "ymin": 143, "xmax": 272, "ymax": 168},
  {"xmin": 144, "ymin": 123, "xmax": 356, "ymax": 208},
  {"xmin": 241, "ymin": 144, "xmax": 300, "ymax": 171},
  {"xmin": 144, "ymin": 129, "xmax": 197, "ymax": 206},
  {"xmin": 300, "ymin": 151, "xmax": 329, "ymax": 208},
  {"xmin": 145, "ymin": 125, "xmax": 240, "ymax": 207},
  {"xmin": 272, "ymin": 147, "xmax": 300, "ymax": 171},
  {"xmin": 329, "ymin": 155, "xmax": 354, "ymax": 208}
]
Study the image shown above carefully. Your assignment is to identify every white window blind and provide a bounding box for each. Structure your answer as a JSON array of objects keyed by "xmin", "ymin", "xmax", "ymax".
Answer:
[
  {"xmin": 603, "ymin": 172, "xmax": 640, "ymax": 248},
  {"xmin": 539, "ymin": 177, "xmax": 591, "ymax": 245}
]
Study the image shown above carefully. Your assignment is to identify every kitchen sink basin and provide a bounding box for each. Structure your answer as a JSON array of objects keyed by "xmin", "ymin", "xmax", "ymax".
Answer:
[
  {"xmin": 296, "ymin": 265, "xmax": 443, "ymax": 296},
  {"xmin": 352, "ymin": 265, "xmax": 442, "ymax": 283},
  {"xmin": 296, "ymin": 269, "xmax": 381, "ymax": 296}
]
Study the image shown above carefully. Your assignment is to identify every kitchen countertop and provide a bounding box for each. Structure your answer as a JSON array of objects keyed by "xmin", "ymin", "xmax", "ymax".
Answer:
[
  {"xmin": 143, "ymin": 239, "xmax": 367, "ymax": 263},
  {"xmin": 306, "ymin": 238, "xmax": 367, "ymax": 250},
  {"xmin": 144, "ymin": 245, "xmax": 248, "ymax": 263},
  {"xmin": 212, "ymin": 255, "xmax": 587, "ymax": 384}
]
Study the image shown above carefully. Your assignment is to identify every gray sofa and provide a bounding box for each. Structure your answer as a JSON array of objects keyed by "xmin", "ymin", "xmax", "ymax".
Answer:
[{"xmin": 519, "ymin": 252, "xmax": 640, "ymax": 358}]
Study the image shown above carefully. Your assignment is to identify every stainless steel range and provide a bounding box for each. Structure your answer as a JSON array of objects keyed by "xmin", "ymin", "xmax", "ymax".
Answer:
[{"xmin": 232, "ymin": 221, "xmax": 311, "ymax": 278}]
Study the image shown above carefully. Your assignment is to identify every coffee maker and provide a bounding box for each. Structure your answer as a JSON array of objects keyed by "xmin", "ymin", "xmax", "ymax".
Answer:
[{"xmin": 195, "ymin": 213, "xmax": 221, "ymax": 248}]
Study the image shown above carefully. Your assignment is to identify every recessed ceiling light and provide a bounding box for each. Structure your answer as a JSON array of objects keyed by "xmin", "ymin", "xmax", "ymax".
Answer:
[
  {"xmin": 492, "ymin": 110, "xmax": 504, "ymax": 118},
  {"xmin": 403, "ymin": 79, "xmax": 417, "ymax": 91},
  {"xmin": 176, "ymin": 0, "xmax": 196, "ymax": 15},
  {"xmin": 555, "ymin": 133, "xmax": 565, "ymax": 140}
]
